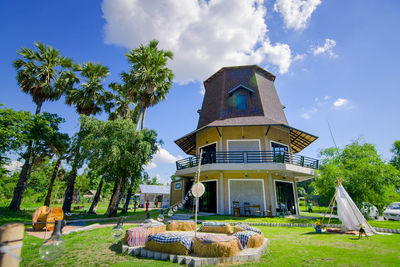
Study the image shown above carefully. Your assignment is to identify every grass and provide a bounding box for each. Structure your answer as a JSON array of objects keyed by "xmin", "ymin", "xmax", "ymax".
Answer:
[{"xmin": 19, "ymin": 224, "xmax": 400, "ymax": 266}]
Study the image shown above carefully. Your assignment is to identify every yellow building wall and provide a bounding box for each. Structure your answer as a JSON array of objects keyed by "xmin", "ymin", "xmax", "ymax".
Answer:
[
  {"xmin": 170, "ymin": 180, "xmax": 184, "ymax": 206},
  {"xmin": 196, "ymin": 125, "xmax": 291, "ymax": 153}
]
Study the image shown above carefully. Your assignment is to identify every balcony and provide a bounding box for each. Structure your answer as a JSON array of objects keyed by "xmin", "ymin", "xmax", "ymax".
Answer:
[{"xmin": 176, "ymin": 151, "xmax": 319, "ymax": 171}]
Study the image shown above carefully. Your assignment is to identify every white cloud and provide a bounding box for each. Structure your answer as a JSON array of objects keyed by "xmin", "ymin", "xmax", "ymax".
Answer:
[
  {"xmin": 200, "ymin": 87, "xmax": 205, "ymax": 95},
  {"xmin": 4, "ymin": 161, "xmax": 23, "ymax": 172},
  {"xmin": 300, "ymin": 113, "xmax": 311, "ymax": 120},
  {"xmin": 332, "ymin": 98, "xmax": 352, "ymax": 109},
  {"xmin": 312, "ymin": 39, "xmax": 337, "ymax": 58},
  {"xmin": 144, "ymin": 145, "xmax": 182, "ymax": 170},
  {"xmin": 293, "ymin": 54, "xmax": 306, "ymax": 62},
  {"xmin": 102, "ymin": 0, "xmax": 298, "ymax": 83},
  {"xmin": 274, "ymin": 0, "xmax": 321, "ymax": 31},
  {"xmin": 324, "ymin": 95, "xmax": 331, "ymax": 100}
]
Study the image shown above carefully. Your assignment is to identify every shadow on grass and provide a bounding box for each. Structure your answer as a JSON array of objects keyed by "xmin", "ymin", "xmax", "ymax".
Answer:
[{"xmin": 109, "ymin": 240, "xmax": 123, "ymax": 254}]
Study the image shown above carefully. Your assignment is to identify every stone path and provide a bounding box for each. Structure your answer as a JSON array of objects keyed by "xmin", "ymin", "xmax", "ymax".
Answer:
[{"xmin": 122, "ymin": 238, "xmax": 270, "ymax": 267}]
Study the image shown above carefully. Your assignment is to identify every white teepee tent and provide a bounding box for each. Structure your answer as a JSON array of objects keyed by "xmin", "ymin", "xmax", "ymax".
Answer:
[{"xmin": 335, "ymin": 184, "xmax": 376, "ymax": 235}]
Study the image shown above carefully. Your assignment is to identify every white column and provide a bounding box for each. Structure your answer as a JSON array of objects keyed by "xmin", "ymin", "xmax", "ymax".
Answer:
[
  {"xmin": 268, "ymin": 174, "xmax": 276, "ymax": 216},
  {"xmin": 293, "ymin": 177, "xmax": 300, "ymax": 215},
  {"xmin": 219, "ymin": 173, "xmax": 224, "ymax": 215}
]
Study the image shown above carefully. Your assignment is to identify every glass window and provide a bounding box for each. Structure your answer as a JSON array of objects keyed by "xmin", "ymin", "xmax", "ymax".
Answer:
[
  {"xmin": 271, "ymin": 141, "xmax": 288, "ymax": 153},
  {"xmin": 174, "ymin": 182, "xmax": 181, "ymax": 190},
  {"xmin": 236, "ymin": 95, "xmax": 247, "ymax": 110}
]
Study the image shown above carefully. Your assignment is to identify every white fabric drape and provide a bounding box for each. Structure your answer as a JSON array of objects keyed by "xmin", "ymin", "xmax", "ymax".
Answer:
[{"xmin": 335, "ymin": 185, "xmax": 376, "ymax": 235}]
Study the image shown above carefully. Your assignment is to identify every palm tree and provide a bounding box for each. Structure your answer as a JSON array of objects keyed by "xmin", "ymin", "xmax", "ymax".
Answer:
[
  {"xmin": 108, "ymin": 82, "xmax": 139, "ymax": 121},
  {"xmin": 62, "ymin": 62, "xmax": 112, "ymax": 212},
  {"xmin": 123, "ymin": 39, "xmax": 174, "ymax": 130},
  {"xmin": 9, "ymin": 42, "xmax": 73, "ymax": 210}
]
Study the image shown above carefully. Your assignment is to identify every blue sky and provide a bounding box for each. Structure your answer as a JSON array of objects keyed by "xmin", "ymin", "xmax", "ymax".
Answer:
[{"xmin": 1, "ymin": 0, "xmax": 399, "ymax": 184}]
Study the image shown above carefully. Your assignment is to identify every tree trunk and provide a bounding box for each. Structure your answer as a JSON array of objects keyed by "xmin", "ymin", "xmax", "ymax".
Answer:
[
  {"xmin": 107, "ymin": 176, "xmax": 125, "ymax": 217},
  {"xmin": 88, "ymin": 176, "xmax": 104, "ymax": 214},
  {"xmin": 122, "ymin": 182, "xmax": 133, "ymax": 214},
  {"xmin": 62, "ymin": 160, "xmax": 78, "ymax": 213},
  {"xmin": 62, "ymin": 133, "xmax": 82, "ymax": 213},
  {"xmin": 8, "ymin": 102, "xmax": 43, "ymax": 211},
  {"xmin": 136, "ymin": 106, "xmax": 144, "ymax": 131},
  {"xmin": 140, "ymin": 107, "xmax": 147, "ymax": 130},
  {"xmin": 44, "ymin": 157, "xmax": 62, "ymax": 206},
  {"xmin": 8, "ymin": 142, "xmax": 33, "ymax": 211}
]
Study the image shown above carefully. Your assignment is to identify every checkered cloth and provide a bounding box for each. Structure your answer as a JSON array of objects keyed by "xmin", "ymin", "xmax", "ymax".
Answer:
[
  {"xmin": 236, "ymin": 223, "xmax": 262, "ymax": 234},
  {"xmin": 125, "ymin": 227, "xmax": 149, "ymax": 247},
  {"xmin": 140, "ymin": 221, "xmax": 165, "ymax": 228},
  {"xmin": 196, "ymin": 234, "xmax": 238, "ymax": 244},
  {"xmin": 234, "ymin": 231, "xmax": 258, "ymax": 249},
  {"xmin": 147, "ymin": 233, "xmax": 193, "ymax": 250}
]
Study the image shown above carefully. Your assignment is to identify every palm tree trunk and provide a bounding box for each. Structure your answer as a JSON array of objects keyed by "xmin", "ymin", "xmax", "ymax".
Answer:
[
  {"xmin": 136, "ymin": 106, "xmax": 144, "ymax": 131},
  {"xmin": 8, "ymin": 102, "xmax": 42, "ymax": 211},
  {"xmin": 62, "ymin": 157, "xmax": 79, "ymax": 213},
  {"xmin": 88, "ymin": 176, "xmax": 104, "ymax": 214},
  {"xmin": 140, "ymin": 107, "xmax": 147, "ymax": 130},
  {"xmin": 44, "ymin": 157, "xmax": 62, "ymax": 206}
]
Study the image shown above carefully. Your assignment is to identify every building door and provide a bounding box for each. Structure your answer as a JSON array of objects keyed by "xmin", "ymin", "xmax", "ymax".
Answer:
[
  {"xmin": 275, "ymin": 181, "xmax": 296, "ymax": 215},
  {"xmin": 271, "ymin": 141, "xmax": 289, "ymax": 163},
  {"xmin": 199, "ymin": 181, "xmax": 217, "ymax": 213},
  {"xmin": 200, "ymin": 143, "xmax": 216, "ymax": 164}
]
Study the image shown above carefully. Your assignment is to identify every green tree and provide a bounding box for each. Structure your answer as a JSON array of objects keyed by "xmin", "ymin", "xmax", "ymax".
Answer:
[
  {"xmin": 123, "ymin": 40, "xmax": 174, "ymax": 130},
  {"xmin": 62, "ymin": 62, "xmax": 113, "ymax": 212},
  {"xmin": 10, "ymin": 42, "xmax": 73, "ymax": 211},
  {"xmin": 390, "ymin": 140, "xmax": 400, "ymax": 170},
  {"xmin": 9, "ymin": 113, "xmax": 66, "ymax": 210},
  {"xmin": 0, "ymin": 105, "xmax": 33, "ymax": 166},
  {"xmin": 80, "ymin": 116, "xmax": 158, "ymax": 217},
  {"xmin": 314, "ymin": 139, "xmax": 400, "ymax": 212},
  {"xmin": 170, "ymin": 174, "xmax": 177, "ymax": 182},
  {"xmin": 108, "ymin": 82, "xmax": 139, "ymax": 121}
]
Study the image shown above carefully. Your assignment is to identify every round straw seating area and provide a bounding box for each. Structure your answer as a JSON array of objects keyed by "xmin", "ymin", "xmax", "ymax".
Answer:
[{"xmin": 124, "ymin": 221, "xmax": 267, "ymax": 261}]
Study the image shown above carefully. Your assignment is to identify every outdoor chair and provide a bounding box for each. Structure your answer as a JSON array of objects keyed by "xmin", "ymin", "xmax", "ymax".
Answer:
[
  {"xmin": 233, "ymin": 201, "xmax": 240, "ymax": 217},
  {"xmin": 253, "ymin": 205, "xmax": 262, "ymax": 217},
  {"xmin": 244, "ymin": 202, "xmax": 251, "ymax": 216}
]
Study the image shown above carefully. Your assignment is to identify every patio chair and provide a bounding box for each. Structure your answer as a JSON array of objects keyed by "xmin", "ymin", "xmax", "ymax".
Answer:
[
  {"xmin": 233, "ymin": 201, "xmax": 240, "ymax": 217},
  {"xmin": 244, "ymin": 202, "xmax": 251, "ymax": 216},
  {"xmin": 253, "ymin": 205, "xmax": 262, "ymax": 217}
]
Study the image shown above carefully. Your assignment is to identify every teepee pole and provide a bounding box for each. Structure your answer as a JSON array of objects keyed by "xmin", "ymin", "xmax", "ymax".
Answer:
[
  {"xmin": 194, "ymin": 149, "xmax": 203, "ymax": 238},
  {"xmin": 321, "ymin": 189, "xmax": 337, "ymax": 225}
]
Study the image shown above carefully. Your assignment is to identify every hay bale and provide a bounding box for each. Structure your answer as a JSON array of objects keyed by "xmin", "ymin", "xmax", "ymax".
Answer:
[
  {"xmin": 32, "ymin": 206, "xmax": 50, "ymax": 231},
  {"xmin": 145, "ymin": 233, "xmax": 192, "ymax": 255},
  {"xmin": 146, "ymin": 225, "xmax": 166, "ymax": 234},
  {"xmin": 140, "ymin": 221, "xmax": 166, "ymax": 234},
  {"xmin": 247, "ymin": 233, "xmax": 264, "ymax": 248},
  {"xmin": 166, "ymin": 220, "xmax": 196, "ymax": 231},
  {"xmin": 199, "ymin": 222, "xmax": 232, "ymax": 234},
  {"xmin": 193, "ymin": 235, "xmax": 241, "ymax": 257},
  {"xmin": 145, "ymin": 240, "xmax": 190, "ymax": 255},
  {"xmin": 233, "ymin": 223, "xmax": 262, "ymax": 234},
  {"xmin": 234, "ymin": 231, "xmax": 264, "ymax": 249}
]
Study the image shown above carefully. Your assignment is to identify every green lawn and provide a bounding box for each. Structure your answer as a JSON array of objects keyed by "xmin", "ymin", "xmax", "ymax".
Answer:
[{"xmin": 19, "ymin": 224, "xmax": 400, "ymax": 266}]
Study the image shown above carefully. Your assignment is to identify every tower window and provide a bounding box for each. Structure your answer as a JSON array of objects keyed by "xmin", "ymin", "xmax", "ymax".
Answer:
[{"xmin": 236, "ymin": 94, "xmax": 247, "ymax": 110}]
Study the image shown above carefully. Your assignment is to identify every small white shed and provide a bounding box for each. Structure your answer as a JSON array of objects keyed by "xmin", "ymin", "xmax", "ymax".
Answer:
[{"xmin": 136, "ymin": 185, "xmax": 170, "ymax": 208}]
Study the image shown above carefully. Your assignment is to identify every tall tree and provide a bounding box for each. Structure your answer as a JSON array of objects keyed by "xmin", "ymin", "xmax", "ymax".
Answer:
[
  {"xmin": 390, "ymin": 140, "xmax": 400, "ymax": 170},
  {"xmin": 43, "ymin": 133, "xmax": 70, "ymax": 206},
  {"xmin": 108, "ymin": 82, "xmax": 139, "ymax": 121},
  {"xmin": 9, "ymin": 113, "xmax": 66, "ymax": 210},
  {"xmin": 123, "ymin": 40, "xmax": 174, "ymax": 130},
  {"xmin": 80, "ymin": 116, "xmax": 158, "ymax": 217},
  {"xmin": 314, "ymin": 139, "xmax": 400, "ymax": 212},
  {"xmin": 9, "ymin": 42, "xmax": 73, "ymax": 210},
  {"xmin": 62, "ymin": 62, "xmax": 113, "ymax": 212}
]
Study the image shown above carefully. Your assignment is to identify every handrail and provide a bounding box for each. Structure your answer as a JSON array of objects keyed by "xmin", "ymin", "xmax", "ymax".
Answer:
[{"xmin": 176, "ymin": 151, "xmax": 319, "ymax": 170}]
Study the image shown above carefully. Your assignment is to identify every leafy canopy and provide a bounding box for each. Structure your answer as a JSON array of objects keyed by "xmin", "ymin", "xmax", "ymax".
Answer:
[{"xmin": 314, "ymin": 139, "xmax": 400, "ymax": 211}]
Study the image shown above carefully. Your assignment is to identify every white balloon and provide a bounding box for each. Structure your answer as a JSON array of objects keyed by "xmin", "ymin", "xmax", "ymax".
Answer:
[{"xmin": 191, "ymin": 182, "xmax": 205, "ymax": 197}]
